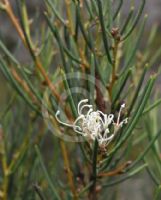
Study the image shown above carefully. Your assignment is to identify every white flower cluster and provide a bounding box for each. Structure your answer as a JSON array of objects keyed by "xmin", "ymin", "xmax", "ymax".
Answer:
[{"xmin": 55, "ymin": 99, "xmax": 128, "ymax": 147}]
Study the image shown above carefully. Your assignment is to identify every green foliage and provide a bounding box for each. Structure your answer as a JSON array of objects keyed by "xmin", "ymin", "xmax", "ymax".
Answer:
[{"xmin": 0, "ymin": 0, "xmax": 161, "ymax": 199}]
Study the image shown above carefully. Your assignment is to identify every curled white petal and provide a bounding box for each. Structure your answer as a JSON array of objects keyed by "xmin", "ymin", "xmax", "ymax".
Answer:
[
  {"xmin": 74, "ymin": 115, "xmax": 84, "ymax": 126},
  {"xmin": 99, "ymin": 134, "xmax": 114, "ymax": 146},
  {"xmin": 87, "ymin": 108, "xmax": 93, "ymax": 116},
  {"xmin": 77, "ymin": 99, "xmax": 89, "ymax": 115},
  {"xmin": 73, "ymin": 126, "xmax": 83, "ymax": 135},
  {"xmin": 117, "ymin": 103, "xmax": 126, "ymax": 125},
  {"xmin": 106, "ymin": 114, "xmax": 114, "ymax": 126},
  {"xmin": 55, "ymin": 110, "xmax": 74, "ymax": 128},
  {"xmin": 121, "ymin": 103, "xmax": 125, "ymax": 108},
  {"xmin": 119, "ymin": 117, "xmax": 128, "ymax": 127},
  {"xmin": 80, "ymin": 104, "xmax": 92, "ymax": 115}
]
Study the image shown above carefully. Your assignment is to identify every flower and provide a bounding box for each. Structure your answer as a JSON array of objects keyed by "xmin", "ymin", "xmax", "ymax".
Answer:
[{"xmin": 55, "ymin": 99, "xmax": 128, "ymax": 147}]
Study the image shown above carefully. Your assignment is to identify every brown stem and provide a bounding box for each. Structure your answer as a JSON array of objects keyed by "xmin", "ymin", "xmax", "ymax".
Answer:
[
  {"xmin": 98, "ymin": 161, "xmax": 132, "ymax": 177},
  {"xmin": 60, "ymin": 141, "xmax": 78, "ymax": 200},
  {"xmin": 95, "ymin": 74, "xmax": 106, "ymax": 112},
  {"xmin": 65, "ymin": 0, "xmax": 74, "ymax": 36},
  {"xmin": 3, "ymin": 0, "xmax": 26, "ymax": 42},
  {"xmin": 3, "ymin": 0, "xmax": 61, "ymax": 102},
  {"xmin": 11, "ymin": 67, "xmax": 38, "ymax": 103},
  {"xmin": 0, "ymin": 127, "xmax": 9, "ymax": 200},
  {"xmin": 108, "ymin": 40, "xmax": 119, "ymax": 101}
]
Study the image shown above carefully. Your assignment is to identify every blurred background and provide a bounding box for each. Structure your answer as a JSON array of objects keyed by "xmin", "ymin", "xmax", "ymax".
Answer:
[
  {"xmin": 1, "ymin": 0, "xmax": 161, "ymax": 104},
  {"xmin": 0, "ymin": 1, "xmax": 161, "ymax": 199}
]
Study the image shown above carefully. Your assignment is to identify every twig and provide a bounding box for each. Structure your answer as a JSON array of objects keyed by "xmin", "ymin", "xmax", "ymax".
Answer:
[
  {"xmin": 60, "ymin": 141, "xmax": 78, "ymax": 200},
  {"xmin": 0, "ymin": 127, "xmax": 9, "ymax": 200},
  {"xmin": 2, "ymin": 0, "xmax": 61, "ymax": 101},
  {"xmin": 98, "ymin": 161, "xmax": 132, "ymax": 177},
  {"xmin": 65, "ymin": 0, "xmax": 75, "ymax": 36}
]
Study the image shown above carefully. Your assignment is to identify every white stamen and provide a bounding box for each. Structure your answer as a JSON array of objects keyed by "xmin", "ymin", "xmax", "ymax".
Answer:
[
  {"xmin": 119, "ymin": 118, "xmax": 128, "ymax": 127},
  {"xmin": 87, "ymin": 108, "xmax": 93, "ymax": 116},
  {"xmin": 73, "ymin": 115, "xmax": 84, "ymax": 127},
  {"xmin": 79, "ymin": 104, "xmax": 92, "ymax": 115},
  {"xmin": 78, "ymin": 99, "xmax": 88, "ymax": 115},
  {"xmin": 116, "ymin": 103, "xmax": 125, "ymax": 126},
  {"xmin": 106, "ymin": 114, "xmax": 114, "ymax": 127},
  {"xmin": 121, "ymin": 103, "xmax": 125, "ymax": 108},
  {"xmin": 55, "ymin": 111, "xmax": 74, "ymax": 128},
  {"xmin": 55, "ymin": 100, "xmax": 128, "ymax": 148}
]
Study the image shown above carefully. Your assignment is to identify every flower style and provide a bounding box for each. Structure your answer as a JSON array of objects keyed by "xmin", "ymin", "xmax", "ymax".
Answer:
[{"xmin": 55, "ymin": 99, "xmax": 128, "ymax": 147}]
